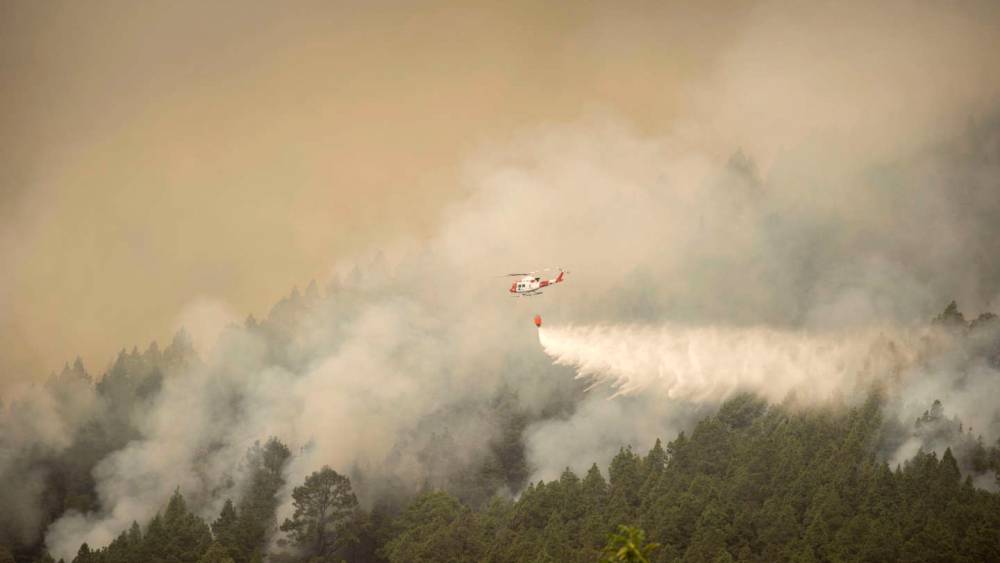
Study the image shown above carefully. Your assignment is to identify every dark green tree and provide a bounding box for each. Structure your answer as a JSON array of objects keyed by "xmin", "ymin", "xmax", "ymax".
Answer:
[
  {"xmin": 71, "ymin": 543, "xmax": 91, "ymax": 563},
  {"xmin": 279, "ymin": 466, "xmax": 360, "ymax": 559},
  {"xmin": 212, "ymin": 499, "xmax": 239, "ymax": 558},
  {"xmin": 382, "ymin": 491, "xmax": 485, "ymax": 563},
  {"xmin": 161, "ymin": 489, "xmax": 213, "ymax": 562},
  {"xmin": 197, "ymin": 543, "xmax": 236, "ymax": 563},
  {"xmin": 234, "ymin": 438, "xmax": 292, "ymax": 562}
]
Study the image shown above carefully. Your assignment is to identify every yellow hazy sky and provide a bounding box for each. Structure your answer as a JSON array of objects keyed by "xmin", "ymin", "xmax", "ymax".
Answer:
[{"xmin": 1, "ymin": 1, "xmax": 752, "ymax": 382}]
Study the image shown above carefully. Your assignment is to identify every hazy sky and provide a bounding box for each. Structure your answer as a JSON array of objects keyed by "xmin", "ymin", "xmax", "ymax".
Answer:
[
  {"xmin": 5, "ymin": 3, "xmax": 1000, "ymax": 554},
  {"xmin": 3, "ymin": 0, "xmax": 1000, "ymax": 385},
  {"xmin": 1, "ymin": 1, "xmax": 752, "ymax": 383}
]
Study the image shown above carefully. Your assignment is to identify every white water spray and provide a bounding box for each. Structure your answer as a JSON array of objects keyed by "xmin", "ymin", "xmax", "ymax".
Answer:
[{"xmin": 539, "ymin": 323, "xmax": 947, "ymax": 405}]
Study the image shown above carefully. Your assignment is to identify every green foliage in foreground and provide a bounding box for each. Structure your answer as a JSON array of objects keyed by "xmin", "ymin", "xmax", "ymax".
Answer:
[
  {"xmin": 15, "ymin": 392, "xmax": 1000, "ymax": 563},
  {"xmin": 601, "ymin": 526, "xmax": 660, "ymax": 563}
]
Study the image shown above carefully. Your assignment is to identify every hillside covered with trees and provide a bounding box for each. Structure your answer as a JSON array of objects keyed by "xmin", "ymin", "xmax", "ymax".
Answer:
[
  {"xmin": 5, "ymin": 393, "xmax": 1000, "ymax": 562},
  {"xmin": 3, "ymin": 297, "xmax": 1000, "ymax": 563}
]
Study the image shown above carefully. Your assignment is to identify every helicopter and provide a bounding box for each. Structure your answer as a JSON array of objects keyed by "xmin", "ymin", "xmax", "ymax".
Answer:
[{"xmin": 502, "ymin": 268, "xmax": 567, "ymax": 297}]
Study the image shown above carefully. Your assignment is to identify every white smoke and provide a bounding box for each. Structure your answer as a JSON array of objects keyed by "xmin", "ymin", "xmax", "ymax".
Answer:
[{"xmin": 24, "ymin": 1, "xmax": 1000, "ymax": 554}]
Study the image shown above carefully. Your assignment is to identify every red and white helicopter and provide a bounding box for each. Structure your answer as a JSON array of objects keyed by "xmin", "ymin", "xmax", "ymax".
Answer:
[{"xmin": 503, "ymin": 268, "xmax": 568, "ymax": 297}]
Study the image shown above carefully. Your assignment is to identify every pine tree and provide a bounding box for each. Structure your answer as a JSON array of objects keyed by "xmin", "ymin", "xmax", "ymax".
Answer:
[
  {"xmin": 639, "ymin": 439, "xmax": 667, "ymax": 501},
  {"xmin": 162, "ymin": 489, "xmax": 213, "ymax": 562},
  {"xmin": 142, "ymin": 513, "xmax": 168, "ymax": 561},
  {"xmin": 235, "ymin": 438, "xmax": 292, "ymax": 562},
  {"xmin": 127, "ymin": 521, "xmax": 142, "ymax": 546},
  {"xmin": 553, "ymin": 470, "xmax": 584, "ymax": 551},
  {"xmin": 211, "ymin": 499, "xmax": 239, "ymax": 558},
  {"xmin": 608, "ymin": 446, "xmax": 642, "ymax": 525},
  {"xmin": 383, "ymin": 491, "xmax": 484, "ymax": 563},
  {"xmin": 279, "ymin": 466, "xmax": 360, "ymax": 559},
  {"xmin": 684, "ymin": 501, "xmax": 732, "ymax": 562},
  {"xmin": 541, "ymin": 512, "xmax": 571, "ymax": 562},
  {"xmin": 197, "ymin": 543, "xmax": 235, "ymax": 563},
  {"xmin": 580, "ymin": 464, "xmax": 610, "ymax": 550},
  {"xmin": 72, "ymin": 543, "xmax": 91, "ymax": 563}
]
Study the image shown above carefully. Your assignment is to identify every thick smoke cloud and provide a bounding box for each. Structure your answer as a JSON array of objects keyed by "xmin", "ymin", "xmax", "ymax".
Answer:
[
  {"xmin": 38, "ymin": 103, "xmax": 1000, "ymax": 557},
  {"xmin": 0, "ymin": 0, "xmax": 998, "ymax": 559}
]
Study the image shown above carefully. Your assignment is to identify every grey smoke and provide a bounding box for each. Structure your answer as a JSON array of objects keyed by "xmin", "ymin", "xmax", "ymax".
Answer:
[
  {"xmin": 0, "ymin": 2, "xmax": 998, "ymax": 558},
  {"xmin": 25, "ymin": 108, "xmax": 1000, "ymax": 559}
]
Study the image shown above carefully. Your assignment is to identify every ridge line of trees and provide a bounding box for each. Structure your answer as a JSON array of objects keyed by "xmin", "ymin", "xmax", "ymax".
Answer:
[{"xmin": 12, "ymin": 390, "xmax": 998, "ymax": 563}]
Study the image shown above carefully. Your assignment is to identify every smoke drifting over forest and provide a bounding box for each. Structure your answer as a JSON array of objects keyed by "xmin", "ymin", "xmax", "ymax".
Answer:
[{"xmin": 3, "ymin": 1, "xmax": 1000, "ymax": 561}]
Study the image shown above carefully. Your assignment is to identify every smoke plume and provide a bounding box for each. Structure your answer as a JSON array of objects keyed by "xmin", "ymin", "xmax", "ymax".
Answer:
[
  {"xmin": 0, "ymin": 1, "xmax": 998, "ymax": 558},
  {"xmin": 30, "ymin": 102, "xmax": 1000, "ymax": 558}
]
